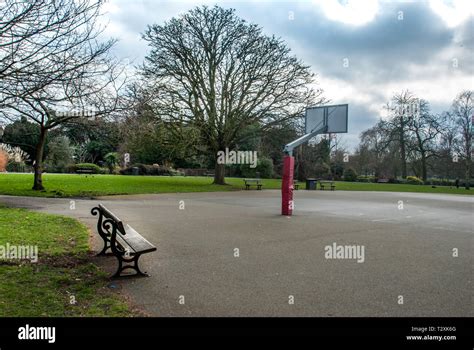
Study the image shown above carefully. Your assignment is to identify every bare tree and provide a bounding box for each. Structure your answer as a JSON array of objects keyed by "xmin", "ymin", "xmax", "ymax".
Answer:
[
  {"xmin": 141, "ymin": 5, "xmax": 323, "ymax": 184},
  {"xmin": 449, "ymin": 90, "xmax": 473, "ymax": 189},
  {"xmin": 360, "ymin": 120, "xmax": 393, "ymax": 178},
  {"xmin": 436, "ymin": 112, "xmax": 460, "ymax": 179},
  {"xmin": 0, "ymin": 1, "xmax": 117, "ymax": 100},
  {"xmin": 0, "ymin": 0, "xmax": 126, "ymax": 190},
  {"xmin": 383, "ymin": 90, "xmax": 420, "ymax": 179},
  {"xmin": 407, "ymin": 100, "xmax": 442, "ymax": 182}
]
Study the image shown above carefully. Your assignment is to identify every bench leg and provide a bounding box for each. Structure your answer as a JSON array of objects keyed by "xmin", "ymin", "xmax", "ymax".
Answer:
[
  {"xmin": 112, "ymin": 254, "xmax": 149, "ymax": 278},
  {"xmin": 97, "ymin": 240, "xmax": 111, "ymax": 256}
]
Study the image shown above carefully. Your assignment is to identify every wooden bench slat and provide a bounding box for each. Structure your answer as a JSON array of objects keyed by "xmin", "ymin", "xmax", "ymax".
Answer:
[{"xmin": 120, "ymin": 225, "xmax": 157, "ymax": 254}]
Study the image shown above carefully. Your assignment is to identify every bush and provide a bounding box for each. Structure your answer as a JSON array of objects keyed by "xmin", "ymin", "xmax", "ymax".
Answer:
[
  {"xmin": 343, "ymin": 167, "xmax": 358, "ymax": 182},
  {"xmin": 357, "ymin": 175, "xmax": 375, "ymax": 183},
  {"xmin": 314, "ymin": 163, "xmax": 331, "ymax": 179},
  {"xmin": 331, "ymin": 163, "xmax": 344, "ymax": 180},
  {"xmin": 68, "ymin": 163, "xmax": 101, "ymax": 174},
  {"xmin": 111, "ymin": 166, "xmax": 122, "ymax": 175},
  {"xmin": 44, "ymin": 164, "xmax": 68, "ymax": 173},
  {"xmin": 428, "ymin": 178, "xmax": 454, "ymax": 186},
  {"xmin": 104, "ymin": 152, "xmax": 119, "ymax": 174},
  {"xmin": 6, "ymin": 162, "xmax": 31, "ymax": 173},
  {"xmin": 406, "ymin": 176, "xmax": 424, "ymax": 185},
  {"xmin": 170, "ymin": 169, "xmax": 185, "ymax": 176},
  {"xmin": 44, "ymin": 136, "xmax": 74, "ymax": 173},
  {"xmin": 427, "ymin": 179, "xmax": 474, "ymax": 187},
  {"xmin": 459, "ymin": 179, "xmax": 474, "ymax": 188},
  {"xmin": 119, "ymin": 163, "xmax": 173, "ymax": 176},
  {"xmin": 240, "ymin": 157, "xmax": 274, "ymax": 178}
]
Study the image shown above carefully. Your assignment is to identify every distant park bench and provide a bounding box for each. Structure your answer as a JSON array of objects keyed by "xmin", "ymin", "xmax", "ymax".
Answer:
[
  {"xmin": 293, "ymin": 180, "xmax": 299, "ymax": 190},
  {"xmin": 205, "ymin": 172, "xmax": 215, "ymax": 177},
  {"xmin": 91, "ymin": 204, "xmax": 157, "ymax": 278},
  {"xmin": 319, "ymin": 180, "xmax": 336, "ymax": 191},
  {"xmin": 377, "ymin": 178, "xmax": 389, "ymax": 183},
  {"xmin": 76, "ymin": 169, "xmax": 94, "ymax": 175},
  {"xmin": 243, "ymin": 178, "xmax": 262, "ymax": 190}
]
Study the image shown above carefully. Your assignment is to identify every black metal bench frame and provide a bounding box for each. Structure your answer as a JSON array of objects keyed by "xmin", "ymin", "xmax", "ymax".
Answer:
[
  {"xmin": 91, "ymin": 205, "xmax": 156, "ymax": 278},
  {"xmin": 244, "ymin": 179, "xmax": 262, "ymax": 190},
  {"xmin": 319, "ymin": 181, "xmax": 336, "ymax": 191}
]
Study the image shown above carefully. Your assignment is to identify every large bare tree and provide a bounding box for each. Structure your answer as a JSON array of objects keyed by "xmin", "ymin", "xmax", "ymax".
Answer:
[
  {"xmin": 383, "ymin": 90, "xmax": 420, "ymax": 179},
  {"xmin": 449, "ymin": 90, "xmax": 473, "ymax": 189},
  {"xmin": 360, "ymin": 120, "xmax": 393, "ymax": 178},
  {"xmin": 407, "ymin": 100, "xmax": 442, "ymax": 182},
  {"xmin": 141, "ymin": 5, "xmax": 322, "ymax": 184},
  {"xmin": 0, "ymin": 0, "xmax": 125, "ymax": 190}
]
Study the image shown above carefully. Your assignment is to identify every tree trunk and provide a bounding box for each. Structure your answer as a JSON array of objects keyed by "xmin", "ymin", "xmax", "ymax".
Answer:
[
  {"xmin": 421, "ymin": 152, "xmax": 427, "ymax": 182},
  {"xmin": 399, "ymin": 122, "xmax": 407, "ymax": 179},
  {"xmin": 32, "ymin": 127, "xmax": 47, "ymax": 191},
  {"xmin": 213, "ymin": 162, "xmax": 226, "ymax": 185},
  {"xmin": 465, "ymin": 158, "xmax": 471, "ymax": 190}
]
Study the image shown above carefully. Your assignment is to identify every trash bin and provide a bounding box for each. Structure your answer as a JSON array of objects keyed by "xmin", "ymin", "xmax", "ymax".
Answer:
[
  {"xmin": 306, "ymin": 178, "xmax": 317, "ymax": 190},
  {"xmin": 132, "ymin": 167, "xmax": 139, "ymax": 176}
]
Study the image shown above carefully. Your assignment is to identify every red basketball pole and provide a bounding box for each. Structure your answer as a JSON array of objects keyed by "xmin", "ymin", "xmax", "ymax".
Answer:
[{"xmin": 281, "ymin": 155, "xmax": 294, "ymax": 216}]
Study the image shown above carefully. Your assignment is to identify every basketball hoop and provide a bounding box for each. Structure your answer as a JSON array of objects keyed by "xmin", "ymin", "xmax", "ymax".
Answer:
[{"xmin": 281, "ymin": 104, "xmax": 349, "ymax": 215}]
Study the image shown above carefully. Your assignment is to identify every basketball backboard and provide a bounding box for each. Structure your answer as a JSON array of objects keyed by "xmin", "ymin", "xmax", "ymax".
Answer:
[{"xmin": 305, "ymin": 104, "xmax": 348, "ymax": 134}]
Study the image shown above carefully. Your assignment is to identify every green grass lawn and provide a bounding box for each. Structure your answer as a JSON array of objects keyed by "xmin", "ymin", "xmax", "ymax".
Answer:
[
  {"xmin": 0, "ymin": 206, "xmax": 134, "ymax": 316},
  {"xmin": 0, "ymin": 173, "xmax": 471, "ymax": 197}
]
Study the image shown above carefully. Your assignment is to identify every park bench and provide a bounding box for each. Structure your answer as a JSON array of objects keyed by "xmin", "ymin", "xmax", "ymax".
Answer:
[
  {"xmin": 293, "ymin": 180, "xmax": 299, "ymax": 190},
  {"xmin": 243, "ymin": 178, "xmax": 262, "ymax": 190},
  {"xmin": 319, "ymin": 180, "xmax": 336, "ymax": 191},
  {"xmin": 91, "ymin": 204, "xmax": 156, "ymax": 278},
  {"xmin": 76, "ymin": 169, "xmax": 94, "ymax": 175},
  {"xmin": 377, "ymin": 178, "xmax": 389, "ymax": 183}
]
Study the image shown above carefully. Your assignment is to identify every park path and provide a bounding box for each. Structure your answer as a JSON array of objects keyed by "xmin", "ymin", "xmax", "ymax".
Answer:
[{"xmin": 0, "ymin": 191, "xmax": 472, "ymax": 316}]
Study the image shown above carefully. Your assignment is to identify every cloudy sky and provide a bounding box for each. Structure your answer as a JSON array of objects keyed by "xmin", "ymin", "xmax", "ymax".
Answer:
[{"xmin": 101, "ymin": 0, "xmax": 473, "ymax": 149}]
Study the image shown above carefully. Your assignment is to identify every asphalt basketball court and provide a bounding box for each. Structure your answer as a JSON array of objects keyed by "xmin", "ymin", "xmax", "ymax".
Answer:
[{"xmin": 1, "ymin": 190, "xmax": 471, "ymax": 316}]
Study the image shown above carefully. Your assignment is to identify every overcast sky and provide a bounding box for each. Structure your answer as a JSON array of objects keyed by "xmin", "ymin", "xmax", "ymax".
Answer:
[{"xmin": 101, "ymin": 0, "xmax": 474, "ymax": 150}]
